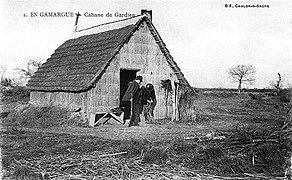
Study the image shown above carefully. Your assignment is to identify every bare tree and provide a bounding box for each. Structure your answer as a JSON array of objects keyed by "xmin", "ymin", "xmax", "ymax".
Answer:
[
  {"xmin": 14, "ymin": 59, "xmax": 43, "ymax": 86},
  {"xmin": 228, "ymin": 64, "xmax": 256, "ymax": 93},
  {"xmin": 15, "ymin": 59, "xmax": 43, "ymax": 79},
  {"xmin": 274, "ymin": 73, "xmax": 283, "ymax": 91}
]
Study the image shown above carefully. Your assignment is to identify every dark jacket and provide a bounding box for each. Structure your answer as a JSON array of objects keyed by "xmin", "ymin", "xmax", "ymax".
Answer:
[
  {"xmin": 122, "ymin": 80, "xmax": 141, "ymax": 103},
  {"xmin": 141, "ymin": 86, "xmax": 157, "ymax": 106}
]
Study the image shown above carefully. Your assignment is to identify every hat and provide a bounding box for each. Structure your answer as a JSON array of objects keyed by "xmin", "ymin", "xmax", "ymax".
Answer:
[
  {"xmin": 146, "ymin": 83, "xmax": 154, "ymax": 91},
  {"xmin": 136, "ymin": 75, "xmax": 143, "ymax": 82}
]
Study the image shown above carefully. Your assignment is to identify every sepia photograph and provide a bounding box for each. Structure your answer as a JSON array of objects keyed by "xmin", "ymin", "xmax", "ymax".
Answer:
[{"xmin": 1, "ymin": 0, "xmax": 292, "ymax": 179}]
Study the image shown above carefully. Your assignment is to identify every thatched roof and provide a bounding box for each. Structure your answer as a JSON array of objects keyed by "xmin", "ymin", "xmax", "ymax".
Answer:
[{"xmin": 28, "ymin": 15, "xmax": 190, "ymax": 92}]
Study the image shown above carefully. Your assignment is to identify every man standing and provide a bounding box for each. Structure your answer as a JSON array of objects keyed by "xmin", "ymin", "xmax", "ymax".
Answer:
[{"xmin": 122, "ymin": 76, "xmax": 143, "ymax": 127}]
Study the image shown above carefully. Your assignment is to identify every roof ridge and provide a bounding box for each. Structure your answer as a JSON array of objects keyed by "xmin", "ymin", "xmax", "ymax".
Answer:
[{"xmin": 76, "ymin": 14, "xmax": 144, "ymax": 33}]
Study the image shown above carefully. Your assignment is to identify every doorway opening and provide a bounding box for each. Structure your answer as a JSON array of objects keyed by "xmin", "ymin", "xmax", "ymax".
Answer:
[{"xmin": 120, "ymin": 69, "xmax": 139, "ymax": 119}]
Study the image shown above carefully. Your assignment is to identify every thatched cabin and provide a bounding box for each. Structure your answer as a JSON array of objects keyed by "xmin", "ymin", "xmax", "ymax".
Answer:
[{"xmin": 27, "ymin": 10, "xmax": 196, "ymax": 126}]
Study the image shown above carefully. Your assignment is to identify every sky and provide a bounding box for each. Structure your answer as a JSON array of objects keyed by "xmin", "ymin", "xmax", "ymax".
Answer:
[{"xmin": 1, "ymin": 0, "xmax": 292, "ymax": 88}]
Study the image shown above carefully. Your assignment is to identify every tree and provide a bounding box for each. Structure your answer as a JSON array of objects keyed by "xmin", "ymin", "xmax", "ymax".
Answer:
[
  {"xmin": 16, "ymin": 59, "xmax": 43, "ymax": 79},
  {"xmin": 272, "ymin": 73, "xmax": 283, "ymax": 92},
  {"xmin": 14, "ymin": 59, "xmax": 43, "ymax": 86},
  {"xmin": 228, "ymin": 64, "xmax": 256, "ymax": 93}
]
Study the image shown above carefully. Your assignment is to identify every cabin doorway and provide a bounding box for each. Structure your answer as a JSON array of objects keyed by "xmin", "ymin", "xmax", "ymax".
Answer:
[{"xmin": 120, "ymin": 69, "xmax": 138, "ymax": 119}]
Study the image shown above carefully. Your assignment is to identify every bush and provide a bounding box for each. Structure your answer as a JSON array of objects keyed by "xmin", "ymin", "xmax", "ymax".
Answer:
[
  {"xmin": 5, "ymin": 106, "xmax": 70, "ymax": 128},
  {"xmin": 1, "ymin": 86, "xmax": 30, "ymax": 102},
  {"xmin": 67, "ymin": 111, "xmax": 89, "ymax": 127},
  {"xmin": 1, "ymin": 78, "xmax": 12, "ymax": 87}
]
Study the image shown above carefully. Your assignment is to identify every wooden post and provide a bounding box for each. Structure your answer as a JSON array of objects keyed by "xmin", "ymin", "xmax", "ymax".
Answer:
[
  {"xmin": 89, "ymin": 113, "xmax": 95, "ymax": 127},
  {"xmin": 171, "ymin": 80, "xmax": 176, "ymax": 121},
  {"xmin": 175, "ymin": 82, "xmax": 179, "ymax": 121}
]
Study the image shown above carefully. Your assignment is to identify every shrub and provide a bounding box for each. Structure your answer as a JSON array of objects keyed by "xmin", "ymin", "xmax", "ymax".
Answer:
[
  {"xmin": 0, "ymin": 78, "xmax": 12, "ymax": 87},
  {"xmin": 5, "ymin": 106, "xmax": 70, "ymax": 128},
  {"xmin": 1, "ymin": 86, "xmax": 30, "ymax": 102},
  {"xmin": 67, "ymin": 111, "xmax": 89, "ymax": 127}
]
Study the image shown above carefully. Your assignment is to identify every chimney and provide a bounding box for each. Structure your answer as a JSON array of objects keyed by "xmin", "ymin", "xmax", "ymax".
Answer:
[{"xmin": 141, "ymin": 9, "xmax": 152, "ymax": 21}]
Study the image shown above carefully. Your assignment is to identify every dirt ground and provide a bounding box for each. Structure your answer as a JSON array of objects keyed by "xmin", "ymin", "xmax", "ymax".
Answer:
[{"xmin": 1, "ymin": 94, "xmax": 281, "ymax": 141}]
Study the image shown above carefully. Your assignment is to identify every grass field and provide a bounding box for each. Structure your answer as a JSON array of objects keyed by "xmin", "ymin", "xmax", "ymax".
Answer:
[{"xmin": 1, "ymin": 91, "xmax": 291, "ymax": 179}]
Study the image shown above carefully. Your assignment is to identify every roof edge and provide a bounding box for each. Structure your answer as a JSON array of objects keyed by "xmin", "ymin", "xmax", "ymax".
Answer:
[
  {"xmin": 70, "ymin": 15, "xmax": 146, "ymax": 40},
  {"xmin": 77, "ymin": 14, "xmax": 144, "ymax": 33},
  {"xmin": 141, "ymin": 17, "xmax": 193, "ymax": 91},
  {"xmin": 88, "ymin": 15, "xmax": 193, "ymax": 92}
]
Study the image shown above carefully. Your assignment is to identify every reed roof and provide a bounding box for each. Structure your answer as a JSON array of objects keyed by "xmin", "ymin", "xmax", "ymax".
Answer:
[{"xmin": 28, "ymin": 15, "xmax": 190, "ymax": 92}]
